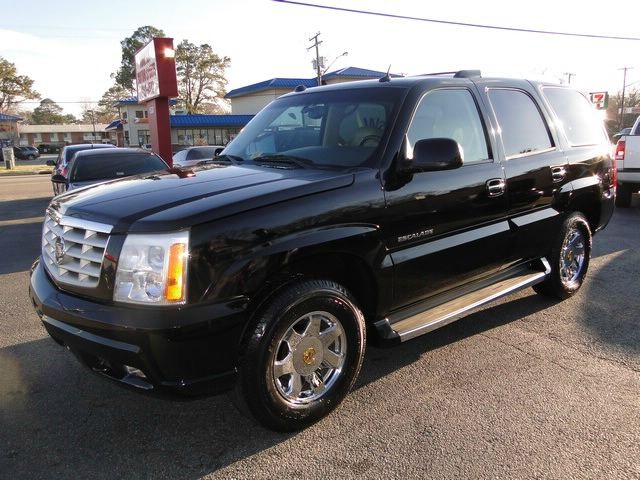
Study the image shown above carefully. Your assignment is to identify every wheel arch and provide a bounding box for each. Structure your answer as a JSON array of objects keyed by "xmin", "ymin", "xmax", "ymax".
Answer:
[{"xmin": 568, "ymin": 189, "xmax": 601, "ymax": 233}]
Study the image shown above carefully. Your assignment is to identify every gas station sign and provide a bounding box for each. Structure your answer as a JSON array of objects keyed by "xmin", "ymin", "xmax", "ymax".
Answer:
[{"xmin": 589, "ymin": 92, "xmax": 609, "ymax": 110}]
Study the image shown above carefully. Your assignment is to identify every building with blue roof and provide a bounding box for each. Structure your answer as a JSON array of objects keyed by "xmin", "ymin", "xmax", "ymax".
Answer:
[
  {"xmin": 225, "ymin": 66, "xmax": 401, "ymax": 115},
  {"xmin": 0, "ymin": 113, "xmax": 23, "ymax": 146}
]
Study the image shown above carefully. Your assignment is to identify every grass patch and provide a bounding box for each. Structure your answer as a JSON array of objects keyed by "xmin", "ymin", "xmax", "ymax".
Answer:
[{"xmin": 0, "ymin": 165, "xmax": 52, "ymax": 175}]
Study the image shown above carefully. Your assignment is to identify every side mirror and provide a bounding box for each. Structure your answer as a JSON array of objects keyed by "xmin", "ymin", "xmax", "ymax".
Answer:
[
  {"xmin": 46, "ymin": 159, "xmax": 56, "ymax": 166},
  {"xmin": 51, "ymin": 174, "xmax": 66, "ymax": 184},
  {"xmin": 399, "ymin": 137, "xmax": 463, "ymax": 173},
  {"xmin": 214, "ymin": 148, "xmax": 223, "ymax": 157}
]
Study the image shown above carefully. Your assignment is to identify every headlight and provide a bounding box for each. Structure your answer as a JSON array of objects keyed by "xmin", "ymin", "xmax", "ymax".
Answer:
[{"xmin": 114, "ymin": 231, "xmax": 189, "ymax": 305}]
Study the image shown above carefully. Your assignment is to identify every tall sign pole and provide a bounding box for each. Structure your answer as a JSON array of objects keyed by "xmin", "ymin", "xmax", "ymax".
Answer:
[{"xmin": 134, "ymin": 38, "xmax": 178, "ymax": 166}]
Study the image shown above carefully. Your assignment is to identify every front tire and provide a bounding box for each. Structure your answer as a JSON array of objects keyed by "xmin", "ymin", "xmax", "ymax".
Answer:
[
  {"xmin": 236, "ymin": 279, "xmax": 366, "ymax": 431},
  {"xmin": 533, "ymin": 212, "xmax": 591, "ymax": 300}
]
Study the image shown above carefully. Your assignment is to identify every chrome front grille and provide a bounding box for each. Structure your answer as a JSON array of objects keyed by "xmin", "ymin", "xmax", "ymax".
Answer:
[{"xmin": 41, "ymin": 209, "xmax": 112, "ymax": 287}]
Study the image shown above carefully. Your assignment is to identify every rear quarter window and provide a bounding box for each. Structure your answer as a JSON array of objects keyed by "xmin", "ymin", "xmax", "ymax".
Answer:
[
  {"xmin": 488, "ymin": 89, "xmax": 553, "ymax": 158},
  {"xmin": 542, "ymin": 87, "xmax": 607, "ymax": 146}
]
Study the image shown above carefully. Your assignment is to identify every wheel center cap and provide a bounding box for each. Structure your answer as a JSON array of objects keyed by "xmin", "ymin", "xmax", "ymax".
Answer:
[
  {"xmin": 302, "ymin": 347, "xmax": 316, "ymax": 365},
  {"xmin": 293, "ymin": 338, "xmax": 324, "ymax": 375}
]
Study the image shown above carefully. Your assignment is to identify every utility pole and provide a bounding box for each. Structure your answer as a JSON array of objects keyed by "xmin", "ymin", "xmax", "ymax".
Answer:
[
  {"xmin": 88, "ymin": 110, "xmax": 96, "ymax": 144},
  {"xmin": 307, "ymin": 32, "xmax": 323, "ymax": 86},
  {"xmin": 619, "ymin": 66, "xmax": 633, "ymax": 130},
  {"xmin": 563, "ymin": 72, "xmax": 576, "ymax": 84}
]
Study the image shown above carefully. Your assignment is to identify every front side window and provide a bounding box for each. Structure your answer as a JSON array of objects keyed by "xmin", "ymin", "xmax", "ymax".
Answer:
[
  {"xmin": 488, "ymin": 89, "xmax": 553, "ymax": 158},
  {"xmin": 407, "ymin": 89, "xmax": 489, "ymax": 164},
  {"xmin": 224, "ymin": 88, "xmax": 403, "ymax": 169},
  {"xmin": 543, "ymin": 87, "xmax": 607, "ymax": 146}
]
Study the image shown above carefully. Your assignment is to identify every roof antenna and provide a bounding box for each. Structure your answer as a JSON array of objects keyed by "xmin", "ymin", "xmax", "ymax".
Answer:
[{"xmin": 379, "ymin": 65, "xmax": 391, "ymax": 83}]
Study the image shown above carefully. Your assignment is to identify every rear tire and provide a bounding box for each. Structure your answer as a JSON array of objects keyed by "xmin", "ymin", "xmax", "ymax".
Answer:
[
  {"xmin": 615, "ymin": 184, "xmax": 632, "ymax": 208},
  {"xmin": 235, "ymin": 279, "xmax": 366, "ymax": 431},
  {"xmin": 533, "ymin": 212, "xmax": 591, "ymax": 300}
]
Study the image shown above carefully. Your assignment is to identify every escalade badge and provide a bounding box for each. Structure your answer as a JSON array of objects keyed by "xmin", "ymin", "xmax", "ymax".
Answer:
[
  {"xmin": 54, "ymin": 236, "xmax": 66, "ymax": 265},
  {"xmin": 398, "ymin": 228, "xmax": 434, "ymax": 243}
]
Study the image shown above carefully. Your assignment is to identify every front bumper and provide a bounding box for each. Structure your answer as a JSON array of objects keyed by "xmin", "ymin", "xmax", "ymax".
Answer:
[{"xmin": 29, "ymin": 259, "xmax": 248, "ymax": 396}]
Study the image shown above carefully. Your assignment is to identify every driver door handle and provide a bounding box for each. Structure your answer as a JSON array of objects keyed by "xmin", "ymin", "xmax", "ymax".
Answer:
[{"xmin": 486, "ymin": 178, "xmax": 505, "ymax": 197}]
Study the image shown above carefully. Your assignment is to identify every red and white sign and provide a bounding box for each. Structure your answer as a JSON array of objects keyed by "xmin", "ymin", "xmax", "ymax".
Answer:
[
  {"xmin": 134, "ymin": 38, "xmax": 178, "ymax": 103},
  {"xmin": 135, "ymin": 42, "xmax": 159, "ymax": 102}
]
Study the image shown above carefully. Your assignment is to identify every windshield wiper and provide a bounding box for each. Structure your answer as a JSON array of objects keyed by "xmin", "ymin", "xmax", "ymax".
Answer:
[
  {"xmin": 198, "ymin": 154, "xmax": 244, "ymax": 166},
  {"xmin": 251, "ymin": 154, "xmax": 313, "ymax": 169}
]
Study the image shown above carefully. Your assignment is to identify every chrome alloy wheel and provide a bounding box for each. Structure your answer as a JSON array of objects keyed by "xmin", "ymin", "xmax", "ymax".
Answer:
[
  {"xmin": 559, "ymin": 226, "xmax": 586, "ymax": 287},
  {"xmin": 271, "ymin": 311, "xmax": 346, "ymax": 404}
]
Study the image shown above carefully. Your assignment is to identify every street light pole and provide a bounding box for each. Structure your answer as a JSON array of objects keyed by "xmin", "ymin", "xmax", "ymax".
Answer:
[{"xmin": 322, "ymin": 51, "xmax": 348, "ymax": 76}]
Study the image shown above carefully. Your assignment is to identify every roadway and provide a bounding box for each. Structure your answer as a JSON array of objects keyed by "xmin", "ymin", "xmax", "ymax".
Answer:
[{"xmin": 0, "ymin": 175, "xmax": 638, "ymax": 479}]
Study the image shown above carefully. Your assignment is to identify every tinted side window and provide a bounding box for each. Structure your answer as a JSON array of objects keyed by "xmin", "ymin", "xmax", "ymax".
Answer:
[
  {"xmin": 186, "ymin": 148, "xmax": 216, "ymax": 160},
  {"xmin": 407, "ymin": 89, "xmax": 489, "ymax": 164},
  {"xmin": 488, "ymin": 89, "xmax": 552, "ymax": 158},
  {"xmin": 543, "ymin": 88, "xmax": 607, "ymax": 146}
]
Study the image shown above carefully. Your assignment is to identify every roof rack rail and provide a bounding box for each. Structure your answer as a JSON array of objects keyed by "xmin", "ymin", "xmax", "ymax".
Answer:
[
  {"xmin": 454, "ymin": 70, "xmax": 481, "ymax": 78},
  {"xmin": 414, "ymin": 70, "xmax": 482, "ymax": 78}
]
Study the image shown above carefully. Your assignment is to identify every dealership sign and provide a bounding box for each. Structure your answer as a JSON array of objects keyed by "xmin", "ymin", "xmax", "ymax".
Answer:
[{"xmin": 134, "ymin": 38, "xmax": 178, "ymax": 103}]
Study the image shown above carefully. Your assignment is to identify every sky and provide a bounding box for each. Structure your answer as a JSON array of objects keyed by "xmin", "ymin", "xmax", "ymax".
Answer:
[{"xmin": 1, "ymin": 0, "xmax": 639, "ymax": 117}]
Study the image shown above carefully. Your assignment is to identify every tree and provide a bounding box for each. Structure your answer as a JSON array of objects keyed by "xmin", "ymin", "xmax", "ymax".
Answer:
[
  {"xmin": 113, "ymin": 26, "xmax": 165, "ymax": 93},
  {"xmin": 94, "ymin": 84, "xmax": 130, "ymax": 123},
  {"xmin": 176, "ymin": 40, "xmax": 230, "ymax": 114},
  {"xmin": 0, "ymin": 56, "xmax": 39, "ymax": 111},
  {"xmin": 605, "ymin": 88, "xmax": 640, "ymax": 137},
  {"xmin": 31, "ymin": 98, "xmax": 76, "ymax": 124}
]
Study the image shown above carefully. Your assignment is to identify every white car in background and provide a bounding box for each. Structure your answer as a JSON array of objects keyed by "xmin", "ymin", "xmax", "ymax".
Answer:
[{"xmin": 172, "ymin": 146, "xmax": 224, "ymax": 168}]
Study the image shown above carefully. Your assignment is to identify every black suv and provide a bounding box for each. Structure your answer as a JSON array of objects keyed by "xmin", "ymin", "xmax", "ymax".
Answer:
[{"xmin": 30, "ymin": 71, "xmax": 615, "ymax": 431}]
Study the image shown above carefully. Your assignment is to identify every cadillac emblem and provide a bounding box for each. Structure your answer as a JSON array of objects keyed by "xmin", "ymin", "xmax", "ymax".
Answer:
[{"xmin": 54, "ymin": 236, "xmax": 66, "ymax": 265}]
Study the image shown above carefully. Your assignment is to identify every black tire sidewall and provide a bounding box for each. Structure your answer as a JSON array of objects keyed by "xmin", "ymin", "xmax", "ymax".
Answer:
[{"xmin": 239, "ymin": 280, "xmax": 365, "ymax": 431}]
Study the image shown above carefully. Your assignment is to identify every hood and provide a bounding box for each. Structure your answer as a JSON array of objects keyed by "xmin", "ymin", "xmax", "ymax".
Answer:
[{"xmin": 50, "ymin": 164, "xmax": 354, "ymax": 233}]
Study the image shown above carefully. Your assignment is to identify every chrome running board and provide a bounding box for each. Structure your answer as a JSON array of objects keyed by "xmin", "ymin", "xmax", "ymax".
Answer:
[{"xmin": 389, "ymin": 259, "xmax": 550, "ymax": 342}]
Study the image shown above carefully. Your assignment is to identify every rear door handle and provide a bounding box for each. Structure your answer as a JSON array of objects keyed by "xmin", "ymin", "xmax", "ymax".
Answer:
[
  {"xmin": 551, "ymin": 166, "xmax": 566, "ymax": 183},
  {"xmin": 486, "ymin": 178, "xmax": 505, "ymax": 197}
]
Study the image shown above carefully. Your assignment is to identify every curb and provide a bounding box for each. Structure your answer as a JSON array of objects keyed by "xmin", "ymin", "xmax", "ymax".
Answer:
[{"xmin": 0, "ymin": 170, "xmax": 52, "ymax": 177}]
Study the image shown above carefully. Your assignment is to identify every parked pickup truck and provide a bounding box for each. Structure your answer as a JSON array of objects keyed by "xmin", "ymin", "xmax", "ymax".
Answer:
[
  {"xmin": 613, "ymin": 115, "xmax": 640, "ymax": 207},
  {"xmin": 30, "ymin": 71, "xmax": 615, "ymax": 431}
]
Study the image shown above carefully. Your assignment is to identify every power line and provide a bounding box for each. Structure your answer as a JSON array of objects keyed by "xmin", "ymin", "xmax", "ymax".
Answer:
[
  {"xmin": 16, "ymin": 101, "xmax": 101, "ymax": 104},
  {"xmin": 273, "ymin": 0, "xmax": 640, "ymax": 41}
]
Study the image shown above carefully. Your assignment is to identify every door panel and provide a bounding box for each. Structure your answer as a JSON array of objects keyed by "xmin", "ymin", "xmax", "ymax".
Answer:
[
  {"xmin": 479, "ymin": 83, "xmax": 569, "ymax": 265},
  {"xmin": 385, "ymin": 162, "xmax": 508, "ymax": 308}
]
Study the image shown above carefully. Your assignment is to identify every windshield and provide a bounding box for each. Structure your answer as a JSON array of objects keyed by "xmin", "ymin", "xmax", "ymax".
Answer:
[
  {"xmin": 70, "ymin": 153, "xmax": 167, "ymax": 182},
  {"xmin": 223, "ymin": 87, "xmax": 404, "ymax": 169}
]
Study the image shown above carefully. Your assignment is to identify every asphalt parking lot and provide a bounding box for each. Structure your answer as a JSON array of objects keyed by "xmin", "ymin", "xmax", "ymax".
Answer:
[{"xmin": 0, "ymin": 175, "xmax": 638, "ymax": 479}]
